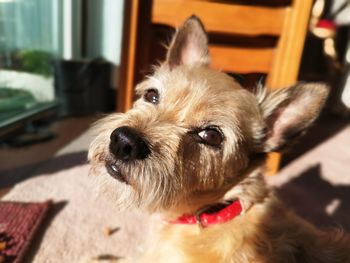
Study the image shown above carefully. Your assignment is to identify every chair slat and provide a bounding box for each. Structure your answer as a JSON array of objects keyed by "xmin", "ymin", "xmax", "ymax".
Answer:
[
  {"xmin": 209, "ymin": 45, "xmax": 274, "ymax": 74},
  {"xmin": 152, "ymin": 0, "xmax": 286, "ymax": 36}
]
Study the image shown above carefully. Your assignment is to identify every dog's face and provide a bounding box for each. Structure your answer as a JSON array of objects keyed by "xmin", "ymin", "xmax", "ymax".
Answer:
[{"xmin": 89, "ymin": 17, "xmax": 328, "ymax": 215}]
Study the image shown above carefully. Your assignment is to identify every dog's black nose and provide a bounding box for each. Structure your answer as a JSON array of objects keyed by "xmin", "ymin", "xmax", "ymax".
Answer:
[{"xmin": 109, "ymin": 126, "xmax": 150, "ymax": 161}]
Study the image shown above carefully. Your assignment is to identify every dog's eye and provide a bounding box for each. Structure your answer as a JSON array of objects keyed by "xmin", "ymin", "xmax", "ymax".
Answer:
[
  {"xmin": 197, "ymin": 128, "xmax": 223, "ymax": 147},
  {"xmin": 144, "ymin": 89, "xmax": 159, "ymax": 104}
]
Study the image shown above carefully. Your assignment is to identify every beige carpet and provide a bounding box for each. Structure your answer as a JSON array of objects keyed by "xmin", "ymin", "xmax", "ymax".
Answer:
[
  {"xmin": 2, "ymin": 164, "xmax": 148, "ymax": 263},
  {"xmin": 267, "ymin": 124, "xmax": 350, "ymax": 230},
  {"xmin": 2, "ymin": 124, "xmax": 350, "ymax": 262}
]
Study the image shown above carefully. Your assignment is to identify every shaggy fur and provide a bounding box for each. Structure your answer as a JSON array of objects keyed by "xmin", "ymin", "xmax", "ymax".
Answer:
[{"xmin": 88, "ymin": 16, "xmax": 350, "ymax": 262}]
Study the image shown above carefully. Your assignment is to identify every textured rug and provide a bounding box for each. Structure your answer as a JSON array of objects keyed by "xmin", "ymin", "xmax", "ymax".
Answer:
[{"xmin": 0, "ymin": 201, "xmax": 51, "ymax": 263}]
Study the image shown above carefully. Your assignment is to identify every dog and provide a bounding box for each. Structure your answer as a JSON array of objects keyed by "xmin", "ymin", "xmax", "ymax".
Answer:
[{"xmin": 88, "ymin": 16, "xmax": 350, "ymax": 263}]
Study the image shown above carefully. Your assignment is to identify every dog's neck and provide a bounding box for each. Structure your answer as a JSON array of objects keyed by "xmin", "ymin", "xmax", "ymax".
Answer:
[
  {"xmin": 163, "ymin": 163, "xmax": 269, "ymax": 227},
  {"xmin": 223, "ymin": 164, "xmax": 269, "ymax": 213}
]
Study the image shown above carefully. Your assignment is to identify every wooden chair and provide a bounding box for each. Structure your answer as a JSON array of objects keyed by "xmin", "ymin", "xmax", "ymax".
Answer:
[{"xmin": 118, "ymin": 0, "xmax": 313, "ymax": 175}]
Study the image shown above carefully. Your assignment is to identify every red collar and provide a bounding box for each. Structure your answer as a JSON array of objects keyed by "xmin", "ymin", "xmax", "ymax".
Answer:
[{"xmin": 169, "ymin": 199, "xmax": 242, "ymax": 228}]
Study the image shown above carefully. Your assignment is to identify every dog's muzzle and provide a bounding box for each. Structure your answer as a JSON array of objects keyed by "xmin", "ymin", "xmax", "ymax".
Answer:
[{"xmin": 105, "ymin": 126, "xmax": 150, "ymax": 183}]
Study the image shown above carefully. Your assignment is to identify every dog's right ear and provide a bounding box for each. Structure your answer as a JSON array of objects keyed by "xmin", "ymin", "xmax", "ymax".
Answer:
[{"xmin": 166, "ymin": 15, "xmax": 210, "ymax": 69}]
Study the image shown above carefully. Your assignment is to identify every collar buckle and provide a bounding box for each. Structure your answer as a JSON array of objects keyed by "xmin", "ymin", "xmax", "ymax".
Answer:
[{"xmin": 194, "ymin": 205, "xmax": 212, "ymax": 228}]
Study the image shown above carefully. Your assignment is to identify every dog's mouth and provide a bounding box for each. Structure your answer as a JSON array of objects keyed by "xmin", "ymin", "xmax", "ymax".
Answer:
[{"xmin": 105, "ymin": 160, "xmax": 128, "ymax": 184}]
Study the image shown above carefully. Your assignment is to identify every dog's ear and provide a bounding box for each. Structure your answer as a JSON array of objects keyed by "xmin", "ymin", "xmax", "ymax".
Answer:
[
  {"xmin": 166, "ymin": 15, "xmax": 210, "ymax": 68},
  {"xmin": 258, "ymin": 83, "xmax": 329, "ymax": 152}
]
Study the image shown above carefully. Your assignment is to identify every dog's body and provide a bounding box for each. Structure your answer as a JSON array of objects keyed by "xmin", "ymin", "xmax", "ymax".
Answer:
[
  {"xmin": 139, "ymin": 196, "xmax": 349, "ymax": 263},
  {"xmin": 89, "ymin": 16, "xmax": 350, "ymax": 262}
]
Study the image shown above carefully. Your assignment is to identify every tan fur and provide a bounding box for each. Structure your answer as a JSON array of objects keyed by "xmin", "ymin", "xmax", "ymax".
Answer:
[{"xmin": 88, "ymin": 16, "xmax": 350, "ymax": 262}]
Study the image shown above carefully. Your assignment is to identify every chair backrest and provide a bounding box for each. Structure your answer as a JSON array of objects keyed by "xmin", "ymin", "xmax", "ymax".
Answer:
[
  {"xmin": 151, "ymin": 0, "xmax": 313, "ymax": 89},
  {"xmin": 119, "ymin": 0, "xmax": 313, "ymax": 110},
  {"xmin": 118, "ymin": 0, "xmax": 313, "ymax": 175}
]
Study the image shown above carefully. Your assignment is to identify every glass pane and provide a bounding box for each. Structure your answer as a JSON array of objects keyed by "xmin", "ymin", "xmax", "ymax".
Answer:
[{"xmin": 0, "ymin": 0, "xmax": 61, "ymax": 129}]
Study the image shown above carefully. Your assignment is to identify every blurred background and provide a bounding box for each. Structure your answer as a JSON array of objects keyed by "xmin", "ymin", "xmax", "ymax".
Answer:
[
  {"xmin": 0, "ymin": 0, "xmax": 349, "ymax": 261},
  {"xmin": 0, "ymin": 0, "xmax": 124, "ymax": 195}
]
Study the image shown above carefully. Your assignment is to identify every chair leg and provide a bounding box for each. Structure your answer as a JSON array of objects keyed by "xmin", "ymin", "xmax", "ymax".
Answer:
[
  {"xmin": 118, "ymin": 0, "xmax": 140, "ymax": 113},
  {"xmin": 118, "ymin": 0, "xmax": 152, "ymax": 113},
  {"xmin": 265, "ymin": 152, "xmax": 282, "ymax": 176}
]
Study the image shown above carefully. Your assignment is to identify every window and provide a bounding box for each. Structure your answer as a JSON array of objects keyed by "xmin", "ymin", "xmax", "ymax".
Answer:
[{"xmin": 0, "ymin": 0, "xmax": 62, "ymax": 134}]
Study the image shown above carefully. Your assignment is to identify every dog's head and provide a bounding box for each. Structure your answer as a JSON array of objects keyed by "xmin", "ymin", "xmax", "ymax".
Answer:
[{"xmin": 88, "ymin": 16, "xmax": 328, "ymax": 215}]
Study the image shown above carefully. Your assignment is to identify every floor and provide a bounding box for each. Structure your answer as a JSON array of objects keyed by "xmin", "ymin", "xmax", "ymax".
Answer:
[
  {"xmin": 0, "ymin": 115, "xmax": 98, "ymax": 197},
  {"xmin": 269, "ymin": 113, "xmax": 350, "ymax": 231},
  {"xmin": 1, "ymin": 111, "xmax": 349, "ymax": 262},
  {"xmin": 0, "ymin": 112, "xmax": 349, "ymax": 231}
]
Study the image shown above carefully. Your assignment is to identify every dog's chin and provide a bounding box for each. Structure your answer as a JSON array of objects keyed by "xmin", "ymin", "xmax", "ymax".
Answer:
[{"xmin": 105, "ymin": 159, "xmax": 128, "ymax": 184}]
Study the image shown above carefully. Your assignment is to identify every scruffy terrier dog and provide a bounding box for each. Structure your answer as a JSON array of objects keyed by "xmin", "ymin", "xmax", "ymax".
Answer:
[{"xmin": 89, "ymin": 16, "xmax": 350, "ymax": 262}]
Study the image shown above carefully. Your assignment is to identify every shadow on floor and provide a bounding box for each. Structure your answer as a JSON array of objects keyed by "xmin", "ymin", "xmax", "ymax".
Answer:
[
  {"xmin": 275, "ymin": 164, "xmax": 350, "ymax": 231},
  {"xmin": 282, "ymin": 114, "xmax": 349, "ymax": 167},
  {"xmin": 0, "ymin": 151, "xmax": 88, "ymax": 189}
]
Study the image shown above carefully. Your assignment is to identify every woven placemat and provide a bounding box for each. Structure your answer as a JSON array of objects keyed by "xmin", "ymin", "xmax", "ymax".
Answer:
[{"xmin": 0, "ymin": 201, "xmax": 51, "ymax": 263}]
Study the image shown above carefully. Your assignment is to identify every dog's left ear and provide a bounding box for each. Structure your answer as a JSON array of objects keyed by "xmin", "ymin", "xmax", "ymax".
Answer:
[
  {"xmin": 258, "ymin": 83, "xmax": 329, "ymax": 152},
  {"xmin": 166, "ymin": 15, "xmax": 210, "ymax": 69}
]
